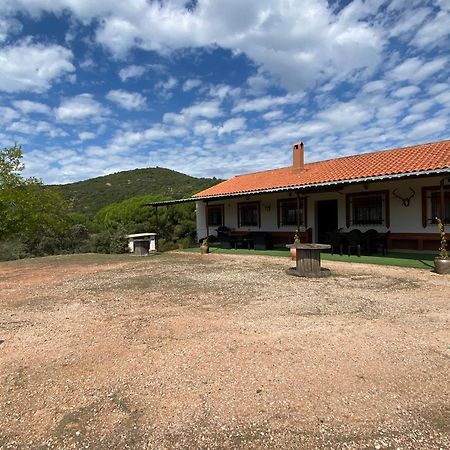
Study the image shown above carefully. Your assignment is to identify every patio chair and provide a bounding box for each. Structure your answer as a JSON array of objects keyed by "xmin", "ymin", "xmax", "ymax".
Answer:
[
  {"xmin": 363, "ymin": 229, "xmax": 379, "ymax": 255},
  {"xmin": 373, "ymin": 230, "xmax": 390, "ymax": 256},
  {"xmin": 247, "ymin": 231, "xmax": 273, "ymax": 250},
  {"xmin": 325, "ymin": 230, "xmax": 344, "ymax": 255},
  {"xmin": 346, "ymin": 229, "xmax": 363, "ymax": 257},
  {"xmin": 216, "ymin": 226, "xmax": 236, "ymax": 249}
]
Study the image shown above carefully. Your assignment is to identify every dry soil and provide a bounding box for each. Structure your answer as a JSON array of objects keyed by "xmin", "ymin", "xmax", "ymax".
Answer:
[{"xmin": 0, "ymin": 252, "xmax": 449, "ymax": 449}]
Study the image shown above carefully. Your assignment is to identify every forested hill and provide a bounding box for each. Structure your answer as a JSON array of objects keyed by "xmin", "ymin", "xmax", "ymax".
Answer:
[{"xmin": 49, "ymin": 167, "xmax": 222, "ymax": 217}]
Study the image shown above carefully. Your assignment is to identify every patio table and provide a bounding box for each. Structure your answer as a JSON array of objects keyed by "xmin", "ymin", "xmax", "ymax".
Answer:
[{"xmin": 286, "ymin": 243, "xmax": 331, "ymax": 277}]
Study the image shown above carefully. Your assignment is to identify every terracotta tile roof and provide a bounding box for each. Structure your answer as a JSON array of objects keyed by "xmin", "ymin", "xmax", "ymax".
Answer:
[{"xmin": 193, "ymin": 139, "xmax": 450, "ymax": 198}]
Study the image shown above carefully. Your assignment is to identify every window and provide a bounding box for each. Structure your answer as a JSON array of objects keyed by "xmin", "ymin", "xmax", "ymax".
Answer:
[
  {"xmin": 422, "ymin": 186, "xmax": 450, "ymax": 226},
  {"xmin": 353, "ymin": 195, "xmax": 382, "ymax": 224},
  {"xmin": 207, "ymin": 204, "xmax": 224, "ymax": 227},
  {"xmin": 346, "ymin": 191, "xmax": 389, "ymax": 227},
  {"xmin": 431, "ymin": 192, "xmax": 450, "ymax": 223},
  {"xmin": 238, "ymin": 202, "xmax": 260, "ymax": 227},
  {"xmin": 277, "ymin": 198, "xmax": 307, "ymax": 227}
]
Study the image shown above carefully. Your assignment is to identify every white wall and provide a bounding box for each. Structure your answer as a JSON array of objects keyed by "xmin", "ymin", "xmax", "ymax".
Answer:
[
  {"xmin": 196, "ymin": 201, "xmax": 207, "ymax": 240},
  {"xmin": 196, "ymin": 175, "xmax": 448, "ymax": 242}
]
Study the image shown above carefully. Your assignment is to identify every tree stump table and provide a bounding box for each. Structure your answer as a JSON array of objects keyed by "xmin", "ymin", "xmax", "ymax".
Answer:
[{"xmin": 286, "ymin": 244, "xmax": 331, "ymax": 277}]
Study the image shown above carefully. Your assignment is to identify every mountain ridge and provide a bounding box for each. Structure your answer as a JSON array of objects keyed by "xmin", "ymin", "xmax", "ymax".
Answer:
[{"xmin": 49, "ymin": 167, "xmax": 222, "ymax": 217}]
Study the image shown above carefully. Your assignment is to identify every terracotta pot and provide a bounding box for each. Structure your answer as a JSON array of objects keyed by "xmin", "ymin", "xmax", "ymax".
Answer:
[
  {"xmin": 434, "ymin": 257, "xmax": 450, "ymax": 274},
  {"xmin": 200, "ymin": 244, "xmax": 209, "ymax": 255},
  {"xmin": 290, "ymin": 247, "xmax": 297, "ymax": 261}
]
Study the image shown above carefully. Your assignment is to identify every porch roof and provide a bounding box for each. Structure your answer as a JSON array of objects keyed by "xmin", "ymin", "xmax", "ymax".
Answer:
[{"xmin": 193, "ymin": 139, "xmax": 450, "ymax": 199}]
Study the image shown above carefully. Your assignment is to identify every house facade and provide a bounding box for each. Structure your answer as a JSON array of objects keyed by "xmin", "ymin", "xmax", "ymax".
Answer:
[{"xmin": 193, "ymin": 140, "xmax": 450, "ymax": 252}]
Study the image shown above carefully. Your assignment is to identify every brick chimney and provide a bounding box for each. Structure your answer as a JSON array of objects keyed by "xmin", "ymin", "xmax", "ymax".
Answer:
[{"xmin": 292, "ymin": 141, "xmax": 304, "ymax": 170}]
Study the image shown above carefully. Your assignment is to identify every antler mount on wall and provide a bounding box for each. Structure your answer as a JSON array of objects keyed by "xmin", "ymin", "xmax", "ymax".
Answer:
[{"xmin": 392, "ymin": 188, "xmax": 415, "ymax": 207}]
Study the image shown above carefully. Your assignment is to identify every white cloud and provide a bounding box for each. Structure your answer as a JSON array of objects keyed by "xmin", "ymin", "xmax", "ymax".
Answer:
[
  {"xmin": 0, "ymin": 39, "xmax": 74, "ymax": 93},
  {"xmin": 181, "ymin": 100, "xmax": 223, "ymax": 120},
  {"xmin": 162, "ymin": 112, "xmax": 186, "ymax": 126},
  {"xmin": 388, "ymin": 7, "xmax": 431, "ymax": 39},
  {"xmin": 2, "ymin": 0, "xmax": 448, "ymax": 98},
  {"xmin": 362, "ymin": 80, "xmax": 387, "ymax": 93},
  {"xmin": 408, "ymin": 116, "xmax": 448, "ymax": 139},
  {"xmin": 118, "ymin": 64, "xmax": 147, "ymax": 81},
  {"xmin": 23, "ymin": 145, "xmax": 149, "ymax": 185},
  {"xmin": 78, "ymin": 131, "xmax": 97, "ymax": 141},
  {"xmin": 412, "ymin": 8, "xmax": 450, "ymax": 48},
  {"xmin": 13, "ymin": 0, "xmax": 380, "ymax": 92},
  {"xmin": 0, "ymin": 16, "xmax": 22, "ymax": 42},
  {"xmin": 390, "ymin": 57, "xmax": 448, "ymax": 83},
  {"xmin": 409, "ymin": 99, "xmax": 434, "ymax": 114},
  {"xmin": 156, "ymin": 76, "xmax": 178, "ymax": 91},
  {"xmin": 6, "ymin": 119, "xmax": 66, "ymax": 137},
  {"xmin": 317, "ymin": 101, "xmax": 373, "ymax": 130},
  {"xmin": 0, "ymin": 106, "xmax": 20, "ymax": 123},
  {"xmin": 434, "ymin": 90, "xmax": 450, "ymax": 105},
  {"xmin": 208, "ymin": 84, "xmax": 241, "ymax": 100},
  {"xmin": 400, "ymin": 114, "xmax": 423, "ymax": 126},
  {"xmin": 162, "ymin": 99, "xmax": 222, "ymax": 128},
  {"xmin": 106, "ymin": 125, "xmax": 173, "ymax": 152},
  {"xmin": 246, "ymin": 72, "xmax": 272, "ymax": 95},
  {"xmin": 392, "ymin": 85, "xmax": 421, "ymax": 98},
  {"xmin": 262, "ymin": 110, "xmax": 284, "ymax": 121},
  {"xmin": 193, "ymin": 120, "xmax": 216, "ymax": 136},
  {"xmin": 182, "ymin": 78, "xmax": 202, "ymax": 91},
  {"xmin": 79, "ymin": 58, "xmax": 96, "ymax": 70},
  {"xmin": 12, "ymin": 100, "xmax": 51, "ymax": 115},
  {"xmin": 56, "ymin": 94, "xmax": 107, "ymax": 122},
  {"xmin": 375, "ymin": 99, "xmax": 408, "ymax": 122},
  {"xmin": 428, "ymin": 83, "xmax": 449, "ymax": 95},
  {"xmin": 232, "ymin": 93, "xmax": 305, "ymax": 113},
  {"xmin": 106, "ymin": 89, "xmax": 147, "ymax": 110},
  {"xmin": 218, "ymin": 117, "xmax": 246, "ymax": 135}
]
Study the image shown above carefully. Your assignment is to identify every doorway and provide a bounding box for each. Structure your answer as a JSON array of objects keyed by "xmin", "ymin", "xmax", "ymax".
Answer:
[{"xmin": 316, "ymin": 200, "xmax": 338, "ymax": 243}]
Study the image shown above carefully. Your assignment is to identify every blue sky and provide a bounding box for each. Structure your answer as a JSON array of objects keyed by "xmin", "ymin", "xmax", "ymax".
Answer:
[{"xmin": 0, "ymin": 0, "xmax": 449, "ymax": 184}]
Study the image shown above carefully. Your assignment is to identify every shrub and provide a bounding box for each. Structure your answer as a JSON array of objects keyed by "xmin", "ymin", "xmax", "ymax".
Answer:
[
  {"xmin": 157, "ymin": 238, "xmax": 178, "ymax": 252},
  {"xmin": 91, "ymin": 225, "xmax": 128, "ymax": 254},
  {"xmin": 0, "ymin": 239, "xmax": 27, "ymax": 261}
]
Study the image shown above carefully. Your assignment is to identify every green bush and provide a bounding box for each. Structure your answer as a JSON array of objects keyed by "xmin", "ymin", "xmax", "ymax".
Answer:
[
  {"xmin": 176, "ymin": 236, "xmax": 196, "ymax": 249},
  {"xmin": 157, "ymin": 238, "xmax": 178, "ymax": 252},
  {"xmin": 91, "ymin": 226, "xmax": 128, "ymax": 254},
  {"xmin": 0, "ymin": 239, "xmax": 27, "ymax": 261}
]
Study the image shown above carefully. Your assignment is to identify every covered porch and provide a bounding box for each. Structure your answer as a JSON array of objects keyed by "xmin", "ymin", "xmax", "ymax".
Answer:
[{"xmin": 195, "ymin": 174, "xmax": 449, "ymax": 253}]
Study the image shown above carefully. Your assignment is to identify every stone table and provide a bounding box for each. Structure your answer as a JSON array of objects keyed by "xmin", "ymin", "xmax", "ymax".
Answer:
[{"xmin": 286, "ymin": 243, "xmax": 331, "ymax": 277}]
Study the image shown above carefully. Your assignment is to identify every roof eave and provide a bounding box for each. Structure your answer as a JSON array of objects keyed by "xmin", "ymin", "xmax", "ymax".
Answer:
[
  {"xmin": 193, "ymin": 167, "xmax": 450, "ymax": 199},
  {"xmin": 147, "ymin": 168, "xmax": 450, "ymax": 206}
]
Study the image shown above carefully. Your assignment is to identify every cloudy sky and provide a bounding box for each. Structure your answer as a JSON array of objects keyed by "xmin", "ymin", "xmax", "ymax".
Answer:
[{"xmin": 0, "ymin": 0, "xmax": 449, "ymax": 184}]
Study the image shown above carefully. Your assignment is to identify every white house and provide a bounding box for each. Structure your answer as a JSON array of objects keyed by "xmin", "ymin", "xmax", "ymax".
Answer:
[{"xmin": 190, "ymin": 139, "xmax": 450, "ymax": 252}]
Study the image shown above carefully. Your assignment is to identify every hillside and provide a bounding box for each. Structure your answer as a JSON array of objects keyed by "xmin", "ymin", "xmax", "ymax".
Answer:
[{"xmin": 50, "ymin": 167, "xmax": 222, "ymax": 216}]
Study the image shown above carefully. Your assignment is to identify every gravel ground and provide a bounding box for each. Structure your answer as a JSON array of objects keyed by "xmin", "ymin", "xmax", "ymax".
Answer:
[{"xmin": 0, "ymin": 252, "xmax": 449, "ymax": 450}]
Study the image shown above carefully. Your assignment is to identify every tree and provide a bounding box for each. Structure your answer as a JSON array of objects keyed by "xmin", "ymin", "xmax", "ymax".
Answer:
[
  {"xmin": 0, "ymin": 144, "xmax": 24, "ymax": 186},
  {"xmin": 92, "ymin": 194, "xmax": 197, "ymax": 251},
  {"xmin": 0, "ymin": 144, "xmax": 68, "ymax": 242}
]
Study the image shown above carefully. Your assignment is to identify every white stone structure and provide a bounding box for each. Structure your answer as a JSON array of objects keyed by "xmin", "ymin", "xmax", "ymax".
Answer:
[{"xmin": 126, "ymin": 233, "xmax": 157, "ymax": 255}]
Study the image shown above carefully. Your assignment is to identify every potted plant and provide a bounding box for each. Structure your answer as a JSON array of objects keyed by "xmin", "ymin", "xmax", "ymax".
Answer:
[
  {"xmin": 290, "ymin": 228, "xmax": 301, "ymax": 260},
  {"xmin": 200, "ymin": 237, "xmax": 209, "ymax": 255},
  {"xmin": 434, "ymin": 218, "xmax": 449, "ymax": 274}
]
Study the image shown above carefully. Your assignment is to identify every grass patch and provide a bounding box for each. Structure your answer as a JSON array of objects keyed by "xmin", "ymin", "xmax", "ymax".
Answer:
[
  {"xmin": 321, "ymin": 252, "xmax": 435, "ymax": 269},
  {"xmin": 182, "ymin": 247, "xmax": 435, "ymax": 270}
]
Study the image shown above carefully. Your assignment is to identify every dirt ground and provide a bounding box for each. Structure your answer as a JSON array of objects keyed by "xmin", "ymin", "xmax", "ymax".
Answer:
[{"xmin": 0, "ymin": 252, "xmax": 449, "ymax": 450}]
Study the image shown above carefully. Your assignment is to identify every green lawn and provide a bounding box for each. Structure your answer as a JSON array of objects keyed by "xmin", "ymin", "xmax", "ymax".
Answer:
[{"xmin": 183, "ymin": 247, "xmax": 436, "ymax": 270}]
